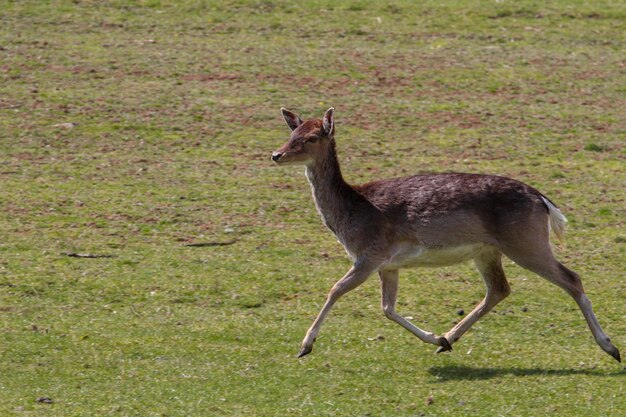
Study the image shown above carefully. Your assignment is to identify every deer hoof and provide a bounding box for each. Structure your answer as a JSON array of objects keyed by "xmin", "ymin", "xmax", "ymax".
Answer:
[
  {"xmin": 435, "ymin": 337, "xmax": 453, "ymax": 353},
  {"xmin": 297, "ymin": 346, "xmax": 313, "ymax": 358}
]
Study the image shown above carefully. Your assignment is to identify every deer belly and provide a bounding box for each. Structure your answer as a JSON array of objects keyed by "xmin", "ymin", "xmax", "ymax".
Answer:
[{"xmin": 386, "ymin": 243, "xmax": 487, "ymax": 269}]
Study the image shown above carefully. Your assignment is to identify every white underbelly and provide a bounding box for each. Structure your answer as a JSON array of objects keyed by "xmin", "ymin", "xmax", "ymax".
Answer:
[{"xmin": 384, "ymin": 243, "xmax": 488, "ymax": 269}]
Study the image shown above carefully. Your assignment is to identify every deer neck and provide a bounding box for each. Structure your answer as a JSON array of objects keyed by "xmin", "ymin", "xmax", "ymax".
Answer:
[{"xmin": 304, "ymin": 140, "xmax": 357, "ymax": 236}]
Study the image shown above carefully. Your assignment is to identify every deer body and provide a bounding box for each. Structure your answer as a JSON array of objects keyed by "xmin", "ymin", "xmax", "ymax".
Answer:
[
  {"xmin": 272, "ymin": 108, "xmax": 620, "ymax": 362},
  {"xmin": 384, "ymin": 243, "xmax": 489, "ymax": 269}
]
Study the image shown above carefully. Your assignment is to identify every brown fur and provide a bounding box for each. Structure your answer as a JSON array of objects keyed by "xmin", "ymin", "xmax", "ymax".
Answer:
[{"xmin": 272, "ymin": 108, "xmax": 620, "ymax": 362}]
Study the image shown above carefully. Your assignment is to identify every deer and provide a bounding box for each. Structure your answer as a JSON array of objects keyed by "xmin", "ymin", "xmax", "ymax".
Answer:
[{"xmin": 271, "ymin": 107, "xmax": 620, "ymax": 363}]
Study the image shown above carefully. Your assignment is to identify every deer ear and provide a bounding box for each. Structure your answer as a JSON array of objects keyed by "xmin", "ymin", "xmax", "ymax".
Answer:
[
  {"xmin": 281, "ymin": 108, "xmax": 303, "ymax": 131},
  {"xmin": 322, "ymin": 107, "xmax": 335, "ymax": 137}
]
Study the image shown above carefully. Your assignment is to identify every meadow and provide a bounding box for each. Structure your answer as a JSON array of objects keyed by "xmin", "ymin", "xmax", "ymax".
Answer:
[{"xmin": 0, "ymin": 1, "xmax": 624, "ymax": 415}]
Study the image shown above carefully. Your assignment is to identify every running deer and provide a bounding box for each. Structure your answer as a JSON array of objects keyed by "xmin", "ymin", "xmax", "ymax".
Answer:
[{"xmin": 271, "ymin": 107, "xmax": 620, "ymax": 362}]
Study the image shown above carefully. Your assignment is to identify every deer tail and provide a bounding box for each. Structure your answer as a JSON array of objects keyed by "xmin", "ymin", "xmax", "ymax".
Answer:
[{"xmin": 540, "ymin": 195, "xmax": 567, "ymax": 243}]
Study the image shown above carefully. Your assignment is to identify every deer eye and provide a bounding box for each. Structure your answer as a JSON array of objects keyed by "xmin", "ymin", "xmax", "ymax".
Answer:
[{"xmin": 306, "ymin": 136, "xmax": 319, "ymax": 143}]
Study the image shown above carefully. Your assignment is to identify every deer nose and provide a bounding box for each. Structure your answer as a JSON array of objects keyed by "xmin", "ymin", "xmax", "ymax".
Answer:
[{"xmin": 271, "ymin": 152, "xmax": 282, "ymax": 162}]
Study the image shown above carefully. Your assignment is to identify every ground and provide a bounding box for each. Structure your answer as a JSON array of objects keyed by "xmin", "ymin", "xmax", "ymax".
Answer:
[{"xmin": 0, "ymin": 1, "xmax": 625, "ymax": 416}]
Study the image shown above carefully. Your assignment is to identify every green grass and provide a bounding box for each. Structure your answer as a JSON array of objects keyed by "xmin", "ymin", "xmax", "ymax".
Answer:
[{"xmin": 1, "ymin": 0, "xmax": 625, "ymax": 416}]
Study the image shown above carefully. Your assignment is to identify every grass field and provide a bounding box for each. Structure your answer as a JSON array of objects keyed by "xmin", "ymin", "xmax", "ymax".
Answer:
[{"xmin": 1, "ymin": 0, "xmax": 625, "ymax": 415}]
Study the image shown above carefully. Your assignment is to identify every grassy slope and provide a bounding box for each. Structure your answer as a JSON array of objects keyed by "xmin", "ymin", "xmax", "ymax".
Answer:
[{"xmin": 0, "ymin": 1, "xmax": 624, "ymax": 416}]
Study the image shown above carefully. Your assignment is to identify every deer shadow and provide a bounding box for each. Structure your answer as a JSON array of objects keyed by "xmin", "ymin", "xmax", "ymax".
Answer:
[{"xmin": 428, "ymin": 365, "xmax": 626, "ymax": 382}]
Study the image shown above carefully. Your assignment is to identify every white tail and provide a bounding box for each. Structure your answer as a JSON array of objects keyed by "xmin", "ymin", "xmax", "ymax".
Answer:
[
  {"xmin": 272, "ymin": 108, "xmax": 620, "ymax": 363},
  {"xmin": 541, "ymin": 196, "xmax": 567, "ymax": 242}
]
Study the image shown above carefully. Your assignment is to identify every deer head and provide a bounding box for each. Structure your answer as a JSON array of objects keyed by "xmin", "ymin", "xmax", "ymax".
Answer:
[{"xmin": 271, "ymin": 108, "xmax": 335, "ymax": 166}]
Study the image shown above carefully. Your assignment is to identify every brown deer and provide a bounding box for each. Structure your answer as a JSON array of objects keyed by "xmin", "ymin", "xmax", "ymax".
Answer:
[{"xmin": 271, "ymin": 107, "xmax": 620, "ymax": 362}]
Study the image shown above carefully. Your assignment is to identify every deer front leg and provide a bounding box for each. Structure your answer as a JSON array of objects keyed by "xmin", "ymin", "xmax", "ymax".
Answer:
[
  {"xmin": 298, "ymin": 261, "xmax": 376, "ymax": 358},
  {"xmin": 379, "ymin": 269, "xmax": 452, "ymax": 350}
]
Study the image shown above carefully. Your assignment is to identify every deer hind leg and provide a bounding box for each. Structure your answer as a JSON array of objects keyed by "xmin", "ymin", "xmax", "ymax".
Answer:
[
  {"xmin": 379, "ymin": 269, "xmax": 451, "ymax": 350},
  {"xmin": 436, "ymin": 249, "xmax": 511, "ymax": 353},
  {"xmin": 503, "ymin": 242, "xmax": 621, "ymax": 362}
]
